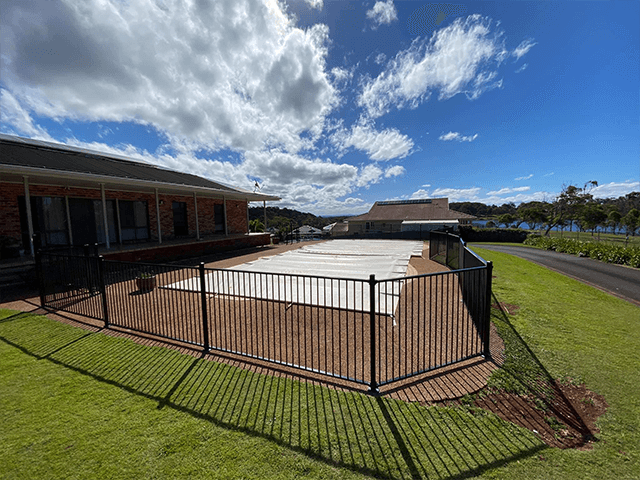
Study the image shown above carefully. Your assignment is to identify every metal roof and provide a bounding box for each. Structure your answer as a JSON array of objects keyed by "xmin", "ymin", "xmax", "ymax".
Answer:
[{"xmin": 0, "ymin": 134, "xmax": 280, "ymax": 201}]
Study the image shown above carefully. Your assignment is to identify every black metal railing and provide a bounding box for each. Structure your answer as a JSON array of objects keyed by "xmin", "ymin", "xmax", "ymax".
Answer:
[{"xmin": 36, "ymin": 235, "xmax": 492, "ymax": 393}]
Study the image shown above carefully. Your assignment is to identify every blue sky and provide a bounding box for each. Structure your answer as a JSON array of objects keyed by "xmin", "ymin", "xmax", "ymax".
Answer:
[{"xmin": 1, "ymin": 0, "xmax": 638, "ymax": 215}]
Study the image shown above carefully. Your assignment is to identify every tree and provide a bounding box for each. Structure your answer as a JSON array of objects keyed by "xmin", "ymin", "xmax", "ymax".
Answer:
[
  {"xmin": 607, "ymin": 209, "xmax": 622, "ymax": 234},
  {"xmin": 622, "ymin": 209, "xmax": 640, "ymax": 236},
  {"xmin": 520, "ymin": 204, "xmax": 549, "ymax": 231},
  {"xmin": 249, "ymin": 219, "xmax": 265, "ymax": 232},
  {"xmin": 544, "ymin": 181, "xmax": 597, "ymax": 235},
  {"xmin": 580, "ymin": 203, "xmax": 606, "ymax": 235},
  {"xmin": 497, "ymin": 213, "xmax": 515, "ymax": 228}
]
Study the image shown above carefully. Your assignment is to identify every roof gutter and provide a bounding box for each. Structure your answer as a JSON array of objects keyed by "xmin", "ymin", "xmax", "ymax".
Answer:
[{"xmin": 0, "ymin": 164, "xmax": 281, "ymax": 202}]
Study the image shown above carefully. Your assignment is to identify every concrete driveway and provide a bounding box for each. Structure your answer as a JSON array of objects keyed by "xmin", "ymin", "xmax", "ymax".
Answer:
[{"xmin": 471, "ymin": 244, "xmax": 640, "ymax": 306}]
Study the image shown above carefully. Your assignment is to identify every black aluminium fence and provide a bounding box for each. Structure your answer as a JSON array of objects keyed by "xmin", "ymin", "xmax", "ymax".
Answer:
[{"xmin": 36, "ymin": 235, "xmax": 492, "ymax": 393}]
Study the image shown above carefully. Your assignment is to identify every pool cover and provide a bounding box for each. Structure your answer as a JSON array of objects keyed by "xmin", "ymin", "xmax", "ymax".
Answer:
[{"xmin": 163, "ymin": 240, "xmax": 424, "ymax": 315}]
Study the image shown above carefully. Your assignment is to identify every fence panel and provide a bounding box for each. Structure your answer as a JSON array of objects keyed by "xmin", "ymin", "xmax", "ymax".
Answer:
[
  {"xmin": 375, "ymin": 266, "xmax": 487, "ymax": 387},
  {"xmin": 103, "ymin": 261, "xmax": 205, "ymax": 347},
  {"xmin": 202, "ymin": 269, "xmax": 371, "ymax": 385},
  {"xmin": 39, "ymin": 252, "xmax": 103, "ymax": 319}
]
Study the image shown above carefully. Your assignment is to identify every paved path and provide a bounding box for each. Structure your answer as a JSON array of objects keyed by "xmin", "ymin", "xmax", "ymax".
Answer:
[{"xmin": 472, "ymin": 244, "xmax": 640, "ymax": 306}]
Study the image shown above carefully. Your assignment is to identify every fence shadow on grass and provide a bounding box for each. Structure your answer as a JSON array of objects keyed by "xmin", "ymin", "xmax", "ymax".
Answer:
[
  {"xmin": 482, "ymin": 292, "xmax": 597, "ymax": 447},
  {"xmin": 1, "ymin": 313, "xmax": 547, "ymax": 480}
]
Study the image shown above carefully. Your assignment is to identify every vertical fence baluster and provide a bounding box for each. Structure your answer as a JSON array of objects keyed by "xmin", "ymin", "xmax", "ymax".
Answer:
[
  {"xmin": 199, "ymin": 262, "xmax": 210, "ymax": 352},
  {"xmin": 483, "ymin": 261, "xmax": 493, "ymax": 359},
  {"xmin": 97, "ymin": 255, "xmax": 109, "ymax": 327},
  {"xmin": 368, "ymin": 274, "xmax": 378, "ymax": 394}
]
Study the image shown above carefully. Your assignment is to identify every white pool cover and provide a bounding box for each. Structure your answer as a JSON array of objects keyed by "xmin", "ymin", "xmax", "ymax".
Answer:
[{"xmin": 164, "ymin": 240, "xmax": 423, "ymax": 315}]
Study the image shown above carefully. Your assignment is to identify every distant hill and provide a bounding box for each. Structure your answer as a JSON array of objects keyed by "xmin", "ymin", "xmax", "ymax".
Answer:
[{"xmin": 248, "ymin": 206, "xmax": 350, "ymax": 231}]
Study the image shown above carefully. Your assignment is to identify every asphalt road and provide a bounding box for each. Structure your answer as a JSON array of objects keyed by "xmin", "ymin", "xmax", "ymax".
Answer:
[{"xmin": 471, "ymin": 244, "xmax": 640, "ymax": 306}]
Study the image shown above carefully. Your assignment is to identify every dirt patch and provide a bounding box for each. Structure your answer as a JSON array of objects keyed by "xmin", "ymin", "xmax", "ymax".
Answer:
[
  {"xmin": 472, "ymin": 381, "xmax": 608, "ymax": 449},
  {"xmin": 492, "ymin": 302, "xmax": 520, "ymax": 315}
]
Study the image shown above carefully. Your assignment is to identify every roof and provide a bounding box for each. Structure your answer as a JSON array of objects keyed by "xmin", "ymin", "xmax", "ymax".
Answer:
[
  {"xmin": 350, "ymin": 198, "xmax": 475, "ymax": 222},
  {"xmin": 0, "ymin": 134, "xmax": 279, "ymax": 201}
]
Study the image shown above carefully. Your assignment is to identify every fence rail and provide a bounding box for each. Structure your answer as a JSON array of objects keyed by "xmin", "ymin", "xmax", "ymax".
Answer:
[{"xmin": 37, "ymin": 234, "xmax": 491, "ymax": 393}]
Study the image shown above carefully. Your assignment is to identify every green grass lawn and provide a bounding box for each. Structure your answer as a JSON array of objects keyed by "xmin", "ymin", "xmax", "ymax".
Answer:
[
  {"xmin": 1, "ymin": 249, "xmax": 639, "ymax": 479},
  {"xmin": 532, "ymin": 229, "xmax": 640, "ymax": 246}
]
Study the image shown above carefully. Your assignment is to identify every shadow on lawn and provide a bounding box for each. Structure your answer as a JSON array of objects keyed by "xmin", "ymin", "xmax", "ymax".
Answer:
[{"xmin": 1, "ymin": 312, "xmax": 548, "ymax": 480}]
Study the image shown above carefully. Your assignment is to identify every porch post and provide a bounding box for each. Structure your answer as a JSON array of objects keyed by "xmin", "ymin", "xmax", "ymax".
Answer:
[
  {"xmin": 223, "ymin": 196, "xmax": 228, "ymax": 235},
  {"xmin": 246, "ymin": 199, "xmax": 250, "ymax": 233},
  {"xmin": 155, "ymin": 188, "xmax": 162, "ymax": 244},
  {"xmin": 193, "ymin": 192, "xmax": 200, "ymax": 240},
  {"xmin": 23, "ymin": 176, "xmax": 35, "ymax": 256},
  {"xmin": 115, "ymin": 199, "xmax": 122, "ymax": 244},
  {"xmin": 263, "ymin": 200, "xmax": 267, "ymax": 234},
  {"xmin": 65, "ymin": 195, "xmax": 73, "ymax": 246},
  {"xmin": 100, "ymin": 183, "xmax": 110, "ymax": 249}
]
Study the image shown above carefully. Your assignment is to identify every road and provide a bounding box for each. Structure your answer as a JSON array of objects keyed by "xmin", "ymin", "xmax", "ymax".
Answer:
[{"xmin": 471, "ymin": 244, "xmax": 640, "ymax": 306}]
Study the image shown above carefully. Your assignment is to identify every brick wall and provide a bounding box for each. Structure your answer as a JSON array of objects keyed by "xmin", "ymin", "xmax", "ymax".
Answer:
[{"xmin": 0, "ymin": 181, "xmax": 249, "ymax": 244}]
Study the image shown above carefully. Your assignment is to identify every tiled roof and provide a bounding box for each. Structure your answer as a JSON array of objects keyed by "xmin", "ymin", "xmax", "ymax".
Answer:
[{"xmin": 350, "ymin": 198, "xmax": 475, "ymax": 221}]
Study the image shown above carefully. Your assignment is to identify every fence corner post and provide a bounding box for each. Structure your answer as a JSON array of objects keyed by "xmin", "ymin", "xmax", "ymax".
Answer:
[
  {"xmin": 199, "ymin": 262, "xmax": 210, "ymax": 352},
  {"xmin": 35, "ymin": 248, "xmax": 46, "ymax": 308},
  {"xmin": 483, "ymin": 261, "xmax": 493, "ymax": 359},
  {"xmin": 97, "ymin": 255, "xmax": 110, "ymax": 328},
  {"xmin": 368, "ymin": 274, "xmax": 379, "ymax": 395}
]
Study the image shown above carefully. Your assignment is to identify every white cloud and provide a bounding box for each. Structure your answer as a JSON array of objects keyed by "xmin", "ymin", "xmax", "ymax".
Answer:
[
  {"xmin": 591, "ymin": 181, "xmax": 640, "ymax": 199},
  {"xmin": 513, "ymin": 38, "xmax": 537, "ymax": 60},
  {"xmin": 385, "ymin": 165, "xmax": 405, "ymax": 178},
  {"xmin": 515, "ymin": 63, "xmax": 528, "ymax": 73},
  {"xmin": 366, "ymin": 0, "xmax": 398, "ymax": 28},
  {"xmin": 515, "ymin": 174, "xmax": 534, "ymax": 181},
  {"xmin": 304, "ymin": 0, "xmax": 323, "ymax": 10},
  {"xmin": 356, "ymin": 164, "xmax": 384, "ymax": 187},
  {"xmin": 0, "ymin": 0, "xmax": 338, "ymax": 154},
  {"xmin": 358, "ymin": 15, "xmax": 506, "ymax": 118},
  {"xmin": 331, "ymin": 120, "xmax": 414, "ymax": 161},
  {"xmin": 0, "ymin": 89, "xmax": 54, "ymax": 141},
  {"xmin": 438, "ymin": 131, "xmax": 478, "ymax": 142},
  {"xmin": 374, "ymin": 52, "xmax": 387, "ymax": 65},
  {"xmin": 486, "ymin": 186, "xmax": 531, "ymax": 196},
  {"xmin": 411, "ymin": 187, "xmax": 482, "ymax": 202},
  {"xmin": 543, "ymin": 172, "xmax": 555, "ymax": 177}
]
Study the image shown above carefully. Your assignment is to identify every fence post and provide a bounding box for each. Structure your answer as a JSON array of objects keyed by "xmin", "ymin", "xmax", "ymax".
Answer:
[
  {"xmin": 483, "ymin": 261, "xmax": 493, "ymax": 359},
  {"xmin": 35, "ymin": 248, "xmax": 46, "ymax": 308},
  {"xmin": 368, "ymin": 274, "xmax": 379, "ymax": 394},
  {"xmin": 97, "ymin": 256, "xmax": 110, "ymax": 328},
  {"xmin": 199, "ymin": 262, "xmax": 210, "ymax": 352},
  {"xmin": 445, "ymin": 234, "xmax": 450, "ymax": 267}
]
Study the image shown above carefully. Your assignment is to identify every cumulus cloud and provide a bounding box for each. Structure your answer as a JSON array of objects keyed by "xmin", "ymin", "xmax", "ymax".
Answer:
[
  {"xmin": 411, "ymin": 187, "xmax": 482, "ymax": 202},
  {"xmin": 0, "ymin": 0, "xmax": 338, "ymax": 154},
  {"xmin": 304, "ymin": 0, "xmax": 323, "ymax": 10},
  {"xmin": 385, "ymin": 165, "xmax": 405, "ymax": 178},
  {"xmin": 356, "ymin": 164, "xmax": 384, "ymax": 187},
  {"xmin": 331, "ymin": 120, "xmax": 414, "ymax": 161},
  {"xmin": 366, "ymin": 0, "xmax": 398, "ymax": 28},
  {"xmin": 0, "ymin": 89, "xmax": 54, "ymax": 141},
  {"xmin": 591, "ymin": 181, "xmax": 640, "ymax": 199},
  {"xmin": 513, "ymin": 38, "xmax": 537, "ymax": 60},
  {"xmin": 358, "ymin": 15, "xmax": 507, "ymax": 118},
  {"xmin": 486, "ymin": 186, "xmax": 531, "ymax": 196},
  {"xmin": 439, "ymin": 131, "xmax": 478, "ymax": 142}
]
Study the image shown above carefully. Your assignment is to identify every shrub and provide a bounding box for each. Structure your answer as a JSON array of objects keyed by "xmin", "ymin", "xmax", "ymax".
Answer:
[{"xmin": 524, "ymin": 235, "xmax": 640, "ymax": 268}]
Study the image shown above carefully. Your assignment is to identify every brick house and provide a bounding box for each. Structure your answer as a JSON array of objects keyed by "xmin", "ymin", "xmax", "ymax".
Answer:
[
  {"xmin": 347, "ymin": 198, "xmax": 475, "ymax": 237},
  {"xmin": 0, "ymin": 135, "xmax": 279, "ymax": 261}
]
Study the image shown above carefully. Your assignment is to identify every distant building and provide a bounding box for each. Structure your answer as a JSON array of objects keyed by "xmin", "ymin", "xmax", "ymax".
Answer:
[
  {"xmin": 292, "ymin": 225, "xmax": 323, "ymax": 238},
  {"xmin": 347, "ymin": 198, "xmax": 475, "ymax": 236},
  {"xmin": 323, "ymin": 221, "xmax": 349, "ymax": 237}
]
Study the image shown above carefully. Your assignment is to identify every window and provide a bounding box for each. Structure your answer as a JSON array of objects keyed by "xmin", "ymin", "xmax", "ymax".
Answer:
[
  {"xmin": 214, "ymin": 203, "xmax": 225, "ymax": 233},
  {"xmin": 19, "ymin": 196, "xmax": 69, "ymax": 247},
  {"xmin": 172, "ymin": 201, "xmax": 188, "ymax": 236},
  {"xmin": 119, "ymin": 200, "xmax": 149, "ymax": 241}
]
